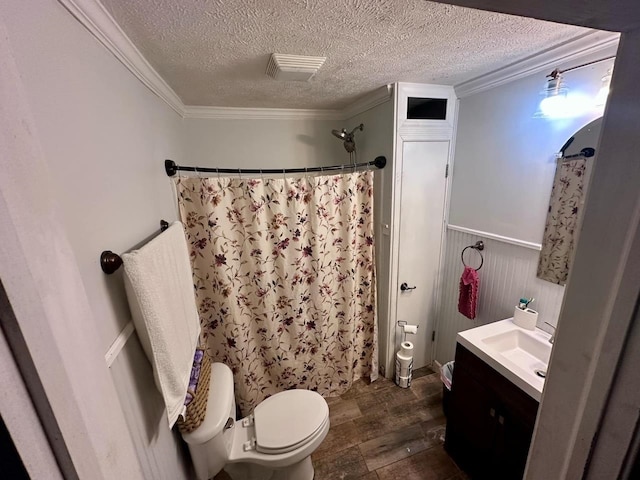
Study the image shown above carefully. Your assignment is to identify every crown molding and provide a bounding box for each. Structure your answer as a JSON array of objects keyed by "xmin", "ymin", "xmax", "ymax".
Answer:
[
  {"xmin": 454, "ymin": 30, "xmax": 620, "ymax": 98},
  {"xmin": 184, "ymin": 86, "xmax": 393, "ymax": 121},
  {"xmin": 183, "ymin": 106, "xmax": 343, "ymax": 121},
  {"xmin": 58, "ymin": 0, "xmax": 392, "ymax": 121},
  {"xmin": 58, "ymin": 0, "xmax": 185, "ymax": 115},
  {"xmin": 59, "ymin": 1, "xmax": 616, "ymax": 119},
  {"xmin": 341, "ymin": 85, "xmax": 394, "ymax": 119}
]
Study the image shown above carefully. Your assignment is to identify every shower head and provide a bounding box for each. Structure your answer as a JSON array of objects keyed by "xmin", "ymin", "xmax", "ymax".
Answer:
[
  {"xmin": 331, "ymin": 124, "xmax": 363, "ymax": 154},
  {"xmin": 332, "ymin": 129, "xmax": 347, "ymax": 140}
]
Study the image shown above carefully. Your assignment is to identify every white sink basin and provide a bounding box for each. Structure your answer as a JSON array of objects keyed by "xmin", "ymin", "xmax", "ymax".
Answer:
[{"xmin": 457, "ymin": 319, "xmax": 553, "ymax": 401}]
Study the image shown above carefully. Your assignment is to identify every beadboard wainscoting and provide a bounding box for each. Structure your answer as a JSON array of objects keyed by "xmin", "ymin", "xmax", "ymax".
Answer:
[
  {"xmin": 109, "ymin": 334, "xmax": 192, "ymax": 480},
  {"xmin": 434, "ymin": 227, "xmax": 565, "ymax": 365}
]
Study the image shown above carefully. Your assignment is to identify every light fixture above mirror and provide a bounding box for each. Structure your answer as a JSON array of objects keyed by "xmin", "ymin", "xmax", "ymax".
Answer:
[{"xmin": 536, "ymin": 55, "xmax": 615, "ymax": 119}]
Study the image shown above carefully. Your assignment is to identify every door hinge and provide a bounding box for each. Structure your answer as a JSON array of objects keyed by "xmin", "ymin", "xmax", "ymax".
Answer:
[
  {"xmin": 445, "ymin": 164, "xmax": 449, "ymax": 178},
  {"xmin": 432, "ymin": 330, "xmax": 436, "ymax": 342}
]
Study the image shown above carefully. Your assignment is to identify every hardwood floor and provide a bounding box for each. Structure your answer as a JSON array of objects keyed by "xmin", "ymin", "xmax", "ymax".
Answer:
[{"xmin": 214, "ymin": 367, "xmax": 468, "ymax": 480}]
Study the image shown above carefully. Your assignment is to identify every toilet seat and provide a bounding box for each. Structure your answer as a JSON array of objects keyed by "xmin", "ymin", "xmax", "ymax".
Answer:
[{"xmin": 253, "ymin": 390, "xmax": 329, "ymax": 454}]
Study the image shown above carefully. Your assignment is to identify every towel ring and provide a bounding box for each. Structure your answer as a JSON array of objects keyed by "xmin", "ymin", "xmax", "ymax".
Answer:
[{"xmin": 461, "ymin": 241, "xmax": 484, "ymax": 271}]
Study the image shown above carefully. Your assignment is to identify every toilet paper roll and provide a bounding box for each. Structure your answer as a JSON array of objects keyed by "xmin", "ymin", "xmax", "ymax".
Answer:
[
  {"xmin": 400, "ymin": 341, "xmax": 414, "ymax": 357},
  {"xmin": 403, "ymin": 325, "xmax": 418, "ymax": 335},
  {"xmin": 396, "ymin": 352, "xmax": 413, "ymax": 375}
]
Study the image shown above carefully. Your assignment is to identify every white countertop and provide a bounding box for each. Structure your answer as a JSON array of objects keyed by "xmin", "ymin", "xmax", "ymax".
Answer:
[{"xmin": 457, "ymin": 318, "xmax": 553, "ymax": 401}]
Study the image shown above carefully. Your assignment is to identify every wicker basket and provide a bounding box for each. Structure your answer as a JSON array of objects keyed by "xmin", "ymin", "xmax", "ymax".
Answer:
[{"xmin": 177, "ymin": 349, "xmax": 212, "ymax": 434}]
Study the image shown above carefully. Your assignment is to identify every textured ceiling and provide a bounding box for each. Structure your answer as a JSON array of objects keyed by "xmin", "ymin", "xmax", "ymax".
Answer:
[{"xmin": 99, "ymin": 0, "xmax": 590, "ymax": 109}]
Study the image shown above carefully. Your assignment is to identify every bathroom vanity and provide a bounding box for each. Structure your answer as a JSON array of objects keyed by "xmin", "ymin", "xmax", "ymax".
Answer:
[{"xmin": 444, "ymin": 319, "xmax": 552, "ymax": 479}]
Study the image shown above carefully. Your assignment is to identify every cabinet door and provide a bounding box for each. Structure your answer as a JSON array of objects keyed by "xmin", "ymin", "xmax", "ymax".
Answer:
[
  {"xmin": 445, "ymin": 367, "xmax": 497, "ymax": 478},
  {"xmin": 494, "ymin": 405, "xmax": 536, "ymax": 479}
]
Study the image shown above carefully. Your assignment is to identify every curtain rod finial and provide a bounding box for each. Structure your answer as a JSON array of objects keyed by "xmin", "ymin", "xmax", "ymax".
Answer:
[
  {"xmin": 374, "ymin": 156, "xmax": 386, "ymax": 169},
  {"xmin": 165, "ymin": 159, "xmax": 177, "ymax": 177}
]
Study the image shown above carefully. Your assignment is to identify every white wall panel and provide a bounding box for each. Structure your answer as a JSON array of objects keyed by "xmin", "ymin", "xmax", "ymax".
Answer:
[
  {"xmin": 110, "ymin": 335, "xmax": 192, "ymax": 480},
  {"xmin": 434, "ymin": 228, "xmax": 564, "ymax": 364}
]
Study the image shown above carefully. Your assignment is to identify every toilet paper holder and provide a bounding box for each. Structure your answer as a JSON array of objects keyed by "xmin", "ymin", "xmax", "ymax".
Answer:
[{"xmin": 397, "ymin": 321, "xmax": 418, "ymax": 342}]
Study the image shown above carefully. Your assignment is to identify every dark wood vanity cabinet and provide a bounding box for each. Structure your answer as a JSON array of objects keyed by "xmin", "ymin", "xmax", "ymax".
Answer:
[{"xmin": 445, "ymin": 344, "xmax": 539, "ymax": 479}]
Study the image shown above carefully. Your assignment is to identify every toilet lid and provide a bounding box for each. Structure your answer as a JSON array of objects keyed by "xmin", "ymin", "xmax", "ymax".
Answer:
[{"xmin": 253, "ymin": 389, "xmax": 328, "ymax": 454}]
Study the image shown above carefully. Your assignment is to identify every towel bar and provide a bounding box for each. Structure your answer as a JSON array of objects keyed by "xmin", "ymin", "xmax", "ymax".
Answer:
[{"xmin": 100, "ymin": 220, "xmax": 169, "ymax": 274}]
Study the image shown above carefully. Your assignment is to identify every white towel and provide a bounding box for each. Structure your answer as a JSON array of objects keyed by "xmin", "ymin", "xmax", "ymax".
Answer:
[{"xmin": 122, "ymin": 221, "xmax": 200, "ymax": 428}]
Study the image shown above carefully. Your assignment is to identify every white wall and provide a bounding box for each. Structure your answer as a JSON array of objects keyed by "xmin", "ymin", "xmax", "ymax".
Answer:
[
  {"xmin": 345, "ymin": 101, "xmax": 394, "ymax": 375},
  {"xmin": 433, "ymin": 45, "xmax": 618, "ymax": 360},
  {"xmin": 0, "ymin": 325, "xmax": 62, "ymax": 479},
  {"xmin": 450, "ymin": 48, "xmax": 615, "ymax": 244},
  {"xmin": 184, "ymin": 117, "xmax": 346, "ymax": 168},
  {"xmin": 0, "ymin": 0, "xmax": 190, "ymax": 478}
]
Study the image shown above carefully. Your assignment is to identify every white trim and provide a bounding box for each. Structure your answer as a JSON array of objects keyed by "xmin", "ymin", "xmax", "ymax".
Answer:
[
  {"xmin": 399, "ymin": 127, "xmax": 454, "ymax": 142},
  {"xmin": 58, "ymin": 0, "xmax": 185, "ymax": 115},
  {"xmin": 59, "ymin": 2, "xmax": 618, "ymax": 120},
  {"xmin": 341, "ymin": 85, "xmax": 394, "ymax": 120},
  {"xmin": 430, "ymin": 98, "xmax": 460, "ymax": 366},
  {"xmin": 447, "ymin": 224, "xmax": 542, "ymax": 250},
  {"xmin": 185, "ymin": 86, "xmax": 393, "ymax": 120},
  {"xmin": 183, "ymin": 106, "xmax": 342, "ymax": 120},
  {"xmin": 57, "ymin": 0, "xmax": 391, "ymax": 121},
  {"xmin": 455, "ymin": 30, "xmax": 620, "ymax": 98},
  {"xmin": 104, "ymin": 321, "xmax": 135, "ymax": 367}
]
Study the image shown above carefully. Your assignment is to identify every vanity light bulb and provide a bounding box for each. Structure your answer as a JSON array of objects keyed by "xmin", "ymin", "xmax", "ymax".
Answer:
[
  {"xmin": 539, "ymin": 95, "xmax": 567, "ymax": 118},
  {"xmin": 539, "ymin": 92, "xmax": 591, "ymax": 119}
]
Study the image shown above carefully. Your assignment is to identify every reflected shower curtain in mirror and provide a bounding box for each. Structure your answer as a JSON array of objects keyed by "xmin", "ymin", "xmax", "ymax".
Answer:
[
  {"xmin": 175, "ymin": 171, "xmax": 377, "ymax": 415},
  {"xmin": 537, "ymin": 157, "xmax": 588, "ymax": 285}
]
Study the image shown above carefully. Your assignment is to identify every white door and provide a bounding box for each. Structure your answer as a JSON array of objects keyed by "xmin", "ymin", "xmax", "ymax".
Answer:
[{"xmin": 396, "ymin": 141, "xmax": 449, "ymax": 369}]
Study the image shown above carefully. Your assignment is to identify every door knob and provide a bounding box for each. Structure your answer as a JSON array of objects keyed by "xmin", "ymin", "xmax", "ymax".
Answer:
[{"xmin": 400, "ymin": 282, "xmax": 417, "ymax": 291}]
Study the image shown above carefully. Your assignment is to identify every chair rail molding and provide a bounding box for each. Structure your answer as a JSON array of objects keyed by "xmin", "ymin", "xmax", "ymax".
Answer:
[{"xmin": 447, "ymin": 224, "xmax": 543, "ymax": 251}]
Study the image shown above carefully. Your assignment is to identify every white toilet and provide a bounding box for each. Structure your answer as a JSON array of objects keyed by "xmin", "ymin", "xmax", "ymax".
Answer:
[{"xmin": 182, "ymin": 363, "xmax": 330, "ymax": 480}]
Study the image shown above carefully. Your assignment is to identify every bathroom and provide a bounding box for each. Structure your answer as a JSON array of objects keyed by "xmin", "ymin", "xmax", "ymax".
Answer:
[{"xmin": 1, "ymin": 1, "xmax": 639, "ymax": 479}]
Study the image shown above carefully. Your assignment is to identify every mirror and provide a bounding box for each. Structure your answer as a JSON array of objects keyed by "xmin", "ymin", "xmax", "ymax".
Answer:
[{"xmin": 537, "ymin": 117, "xmax": 602, "ymax": 284}]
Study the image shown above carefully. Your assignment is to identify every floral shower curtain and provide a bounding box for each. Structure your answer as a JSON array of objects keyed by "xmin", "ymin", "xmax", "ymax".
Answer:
[
  {"xmin": 175, "ymin": 171, "xmax": 377, "ymax": 415},
  {"xmin": 537, "ymin": 157, "xmax": 588, "ymax": 285}
]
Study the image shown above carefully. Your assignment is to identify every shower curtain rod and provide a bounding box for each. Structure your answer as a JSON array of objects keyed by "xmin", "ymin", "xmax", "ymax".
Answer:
[{"xmin": 164, "ymin": 156, "xmax": 387, "ymax": 177}]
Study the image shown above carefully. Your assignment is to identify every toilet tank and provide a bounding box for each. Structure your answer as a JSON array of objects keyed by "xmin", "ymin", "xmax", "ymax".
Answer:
[{"xmin": 181, "ymin": 363, "xmax": 236, "ymax": 480}]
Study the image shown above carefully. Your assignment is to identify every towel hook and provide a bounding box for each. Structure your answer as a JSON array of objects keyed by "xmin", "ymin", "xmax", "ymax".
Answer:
[{"xmin": 461, "ymin": 241, "xmax": 484, "ymax": 271}]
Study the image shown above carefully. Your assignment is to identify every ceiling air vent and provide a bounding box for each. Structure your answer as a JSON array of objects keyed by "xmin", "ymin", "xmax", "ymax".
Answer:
[{"xmin": 266, "ymin": 53, "xmax": 326, "ymax": 82}]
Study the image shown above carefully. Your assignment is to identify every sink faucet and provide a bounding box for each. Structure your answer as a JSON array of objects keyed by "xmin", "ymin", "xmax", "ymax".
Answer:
[{"xmin": 545, "ymin": 322, "xmax": 556, "ymax": 344}]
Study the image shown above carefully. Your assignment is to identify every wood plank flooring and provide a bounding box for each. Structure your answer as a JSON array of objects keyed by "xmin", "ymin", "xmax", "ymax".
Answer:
[{"xmin": 213, "ymin": 367, "xmax": 468, "ymax": 480}]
